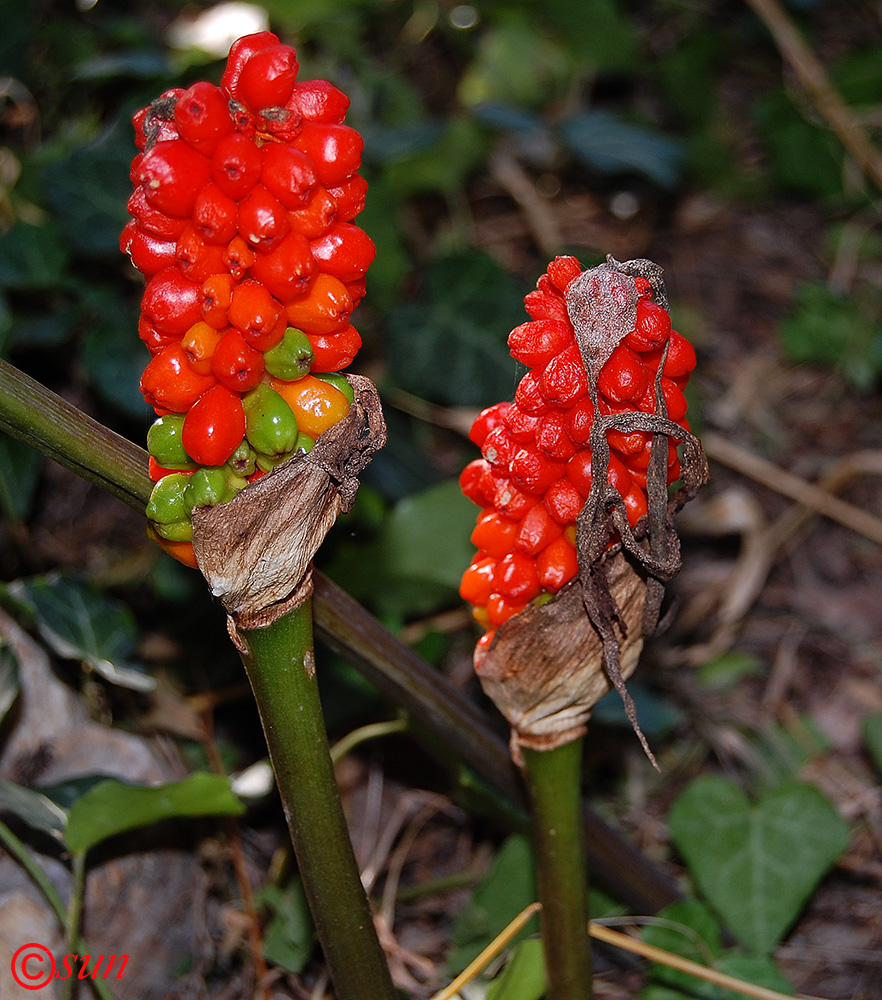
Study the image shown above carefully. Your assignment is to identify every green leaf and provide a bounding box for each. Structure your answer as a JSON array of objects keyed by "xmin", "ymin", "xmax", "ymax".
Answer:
[
  {"xmin": 559, "ymin": 111, "xmax": 685, "ymax": 190},
  {"xmin": 713, "ymin": 954, "xmax": 793, "ymax": 997},
  {"xmin": 324, "ymin": 480, "xmax": 478, "ymax": 620},
  {"xmin": 641, "ymin": 899, "xmax": 722, "ymax": 995},
  {"xmin": 592, "ymin": 682, "xmax": 683, "ymax": 737},
  {"xmin": 0, "ymin": 222, "xmax": 68, "ymax": 290},
  {"xmin": 79, "ymin": 290, "xmax": 150, "ymax": 418},
  {"xmin": 486, "ymin": 937, "xmax": 546, "ymax": 1000},
  {"xmin": 0, "ymin": 641, "xmax": 20, "ymax": 727},
  {"xmin": 668, "ymin": 776, "xmax": 850, "ymax": 953},
  {"xmin": 383, "ymin": 115, "xmax": 490, "ymax": 197},
  {"xmin": 7, "ymin": 575, "xmax": 155, "ymax": 692},
  {"xmin": 261, "ymin": 881, "xmax": 316, "ymax": 973},
  {"xmin": 0, "ymin": 433, "xmax": 42, "ymax": 522},
  {"xmin": 385, "ymin": 250, "xmax": 526, "ymax": 407},
  {"xmin": 65, "ymin": 773, "xmax": 244, "ymax": 854},
  {"xmin": 779, "ymin": 280, "xmax": 882, "ymax": 392},
  {"xmin": 0, "ymin": 780, "xmax": 68, "ymax": 841},
  {"xmin": 449, "ymin": 835, "xmax": 538, "ymax": 973},
  {"xmin": 862, "ymin": 711, "xmax": 882, "ymax": 775},
  {"xmin": 697, "ymin": 651, "xmax": 765, "ymax": 691},
  {"xmin": 41, "ymin": 117, "xmax": 134, "ymax": 256},
  {"xmin": 458, "ymin": 15, "xmax": 572, "ymax": 110},
  {"xmin": 540, "ymin": 0, "xmax": 636, "ymax": 72}
]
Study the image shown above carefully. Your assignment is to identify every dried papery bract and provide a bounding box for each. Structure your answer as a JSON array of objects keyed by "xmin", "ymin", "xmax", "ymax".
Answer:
[
  {"xmin": 474, "ymin": 257, "xmax": 708, "ymax": 761},
  {"xmin": 193, "ymin": 374, "xmax": 385, "ymax": 636}
]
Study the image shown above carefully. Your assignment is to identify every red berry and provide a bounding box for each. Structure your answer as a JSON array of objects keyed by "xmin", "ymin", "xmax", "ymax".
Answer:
[
  {"xmin": 238, "ymin": 184, "xmax": 290, "ymax": 251},
  {"xmin": 193, "ymin": 183, "xmax": 239, "ymax": 245},
  {"xmin": 236, "ymin": 44, "xmax": 298, "ymax": 111},
  {"xmin": 228, "ymin": 279, "xmax": 284, "ymax": 350},
  {"xmin": 221, "ymin": 31, "xmax": 283, "ymax": 102},
  {"xmin": 486, "ymin": 593, "xmax": 528, "ymax": 626},
  {"xmin": 127, "ymin": 187, "xmax": 188, "ymax": 241},
  {"xmin": 508, "ymin": 319, "xmax": 573, "ymax": 368},
  {"xmin": 539, "ymin": 346, "xmax": 588, "ymax": 405},
  {"xmin": 288, "ymin": 80, "xmax": 350, "ymax": 123},
  {"xmin": 173, "ymin": 81, "xmax": 234, "ymax": 156},
  {"xmin": 596, "ymin": 343, "xmax": 651, "ymax": 403},
  {"xmin": 287, "ymin": 186, "xmax": 338, "ymax": 239},
  {"xmin": 175, "ymin": 225, "xmax": 230, "ymax": 282},
  {"xmin": 141, "ymin": 266, "xmax": 203, "ymax": 336},
  {"xmin": 537, "ymin": 537, "xmax": 578, "ymax": 592},
  {"xmin": 141, "ymin": 342, "xmax": 217, "ymax": 413},
  {"xmin": 182, "ymin": 384, "xmax": 246, "ymax": 466},
  {"xmin": 328, "ymin": 175, "xmax": 368, "ymax": 221},
  {"xmin": 201, "ymin": 272, "xmax": 236, "ymax": 329},
  {"xmin": 546, "ymin": 255, "xmax": 582, "ymax": 293},
  {"xmin": 510, "ymin": 448, "xmax": 566, "ymax": 495},
  {"xmin": 471, "ymin": 511, "xmax": 519, "ymax": 559},
  {"xmin": 460, "ymin": 555, "xmax": 497, "ymax": 605},
  {"xmin": 294, "ymin": 122, "xmax": 363, "ymax": 188},
  {"xmin": 309, "ymin": 223, "xmax": 376, "ymax": 283},
  {"xmin": 543, "ymin": 479, "xmax": 583, "ymax": 524},
  {"xmin": 285, "ymin": 273, "xmax": 352, "ymax": 335},
  {"xmin": 515, "ymin": 504, "xmax": 562, "ymax": 557},
  {"xmin": 260, "ymin": 143, "xmax": 317, "ymax": 209},
  {"xmin": 502, "ymin": 403, "xmax": 540, "ymax": 443},
  {"xmin": 535, "ymin": 409, "xmax": 577, "ymax": 460},
  {"xmin": 566, "ymin": 397, "xmax": 594, "ymax": 445},
  {"xmin": 308, "ymin": 324, "xmax": 362, "ymax": 372},
  {"xmin": 523, "ymin": 287, "xmax": 569, "ymax": 322},
  {"xmin": 137, "ymin": 140, "xmax": 212, "ymax": 218},
  {"xmin": 211, "ymin": 132, "xmax": 263, "ymax": 201},
  {"xmin": 210, "ymin": 328, "xmax": 266, "ymax": 392},
  {"xmin": 482, "ymin": 426, "xmax": 517, "ymax": 468},
  {"xmin": 469, "ymin": 402, "xmax": 510, "ymax": 447},
  {"xmin": 248, "ymin": 231, "xmax": 315, "ymax": 300},
  {"xmin": 494, "ymin": 551, "xmax": 541, "ymax": 603},
  {"xmin": 514, "ymin": 369, "xmax": 552, "ymax": 416},
  {"xmin": 460, "ymin": 459, "xmax": 488, "ymax": 505},
  {"xmin": 120, "ymin": 222, "xmax": 176, "ymax": 275},
  {"xmin": 223, "ymin": 235, "xmax": 257, "ymax": 280},
  {"xmin": 625, "ymin": 298, "xmax": 671, "ymax": 352}
]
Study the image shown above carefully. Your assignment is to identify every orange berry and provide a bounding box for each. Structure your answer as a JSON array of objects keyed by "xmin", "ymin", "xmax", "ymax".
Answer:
[{"xmin": 269, "ymin": 374, "xmax": 351, "ymax": 438}]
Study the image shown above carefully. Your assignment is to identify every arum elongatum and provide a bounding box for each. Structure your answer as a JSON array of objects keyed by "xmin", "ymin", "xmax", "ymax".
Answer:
[
  {"xmin": 460, "ymin": 256, "xmax": 708, "ymax": 999},
  {"xmin": 120, "ymin": 32, "xmax": 397, "ymax": 1000}
]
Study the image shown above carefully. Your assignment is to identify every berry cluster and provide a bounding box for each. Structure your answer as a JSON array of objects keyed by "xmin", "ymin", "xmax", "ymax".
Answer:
[
  {"xmin": 459, "ymin": 256, "xmax": 696, "ymax": 647},
  {"xmin": 122, "ymin": 32, "xmax": 374, "ymax": 567}
]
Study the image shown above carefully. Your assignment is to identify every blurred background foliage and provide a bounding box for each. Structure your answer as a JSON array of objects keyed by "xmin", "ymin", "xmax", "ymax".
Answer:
[{"xmin": 0, "ymin": 0, "xmax": 880, "ymax": 621}]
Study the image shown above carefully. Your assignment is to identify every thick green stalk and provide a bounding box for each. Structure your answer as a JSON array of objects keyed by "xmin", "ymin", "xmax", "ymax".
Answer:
[
  {"xmin": 523, "ymin": 739, "xmax": 593, "ymax": 1000},
  {"xmin": 237, "ymin": 602, "xmax": 398, "ymax": 1000}
]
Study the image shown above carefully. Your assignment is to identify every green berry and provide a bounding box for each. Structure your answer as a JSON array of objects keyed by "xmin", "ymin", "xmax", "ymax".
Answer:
[
  {"xmin": 147, "ymin": 415, "xmax": 195, "ymax": 470},
  {"xmin": 183, "ymin": 467, "xmax": 242, "ymax": 515},
  {"xmin": 227, "ymin": 439, "xmax": 258, "ymax": 477},
  {"xmin": 263, "ymin": 327, "xmax": 314, "ymax": 380},
  {"xmin": 152, "ymin": 519, "xmax": 194, "ymax": 542},
  {"xmin": 313, "ymin": 371, "xmax": 354, "ymax": 404},
  {"xmin": 146, "ymin": 473, "xmax": 191, "ymax": 525},
  {"xmin": 243, "ymin": 383, "xmax": 299, "ymax": 459},
  {"xmin": 295, "ymin": 431, "xmax": 315, "ymax": 453}
]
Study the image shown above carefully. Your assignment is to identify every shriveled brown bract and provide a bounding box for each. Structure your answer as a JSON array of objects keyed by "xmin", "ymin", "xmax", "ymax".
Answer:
[{"xmin": 192, "ymin": 374, "xmax": 386, "ymax": 637}]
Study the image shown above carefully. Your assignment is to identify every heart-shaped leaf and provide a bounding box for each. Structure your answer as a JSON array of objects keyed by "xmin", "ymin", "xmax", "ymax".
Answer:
[{"xmin": 668, "ymin": 776, "xmax": 849, "ymax": 954}]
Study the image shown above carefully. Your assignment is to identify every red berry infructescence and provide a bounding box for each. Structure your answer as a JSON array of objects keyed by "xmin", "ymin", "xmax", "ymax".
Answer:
[
  {"xmin": 123, "ymin": 32, "xmax": 375, "ymax": 567},
  {"xmin": 460, "ymin": 257, "xmax": 696, "ymax": 644}
]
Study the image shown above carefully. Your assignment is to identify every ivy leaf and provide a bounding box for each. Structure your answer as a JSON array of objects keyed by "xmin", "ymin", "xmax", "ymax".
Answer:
[
  {"xmin": 385, "ymin": 250, "xmax": 526, "ymax": 407},
  {"xmin": 7, "ymin": 575, "xmax": 155, "ymax": 692},
  {"xmin": 668, "ymin": 776, "xmax": 849, "ymax": 953},
  {"xmin": 559, "ymin": 111, "xmax": 684, "ymax": 190},
  {"xmin": 0, "ymin": 780, "xmax": 68, "ymax": 841},
  {"xmin": 486, "ymin": 938, "xmax": 546, "ymax": 1000}
]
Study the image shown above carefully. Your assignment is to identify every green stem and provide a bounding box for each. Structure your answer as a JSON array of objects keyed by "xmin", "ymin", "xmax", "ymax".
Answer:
[
  {"xmin": 62, "ymin": 852, "xmax": 86, "ymax": 1000},
  {"xmin": 0, "ymin": 822, "xmax": 114, "ymax": 1000},
  {"xmin": 523, "ymin": 739, "xmax": 593, "ymax": 1000},
  {"xmin": 237, "ymin": 601, "xmax": 398, "ymax": 1000}
]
